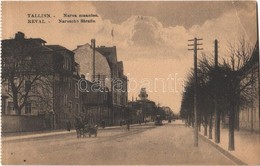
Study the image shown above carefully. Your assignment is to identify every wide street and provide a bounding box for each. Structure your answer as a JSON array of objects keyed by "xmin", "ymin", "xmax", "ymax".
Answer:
[{"xmin": 2, "ymin": 120, "xmax": 234, "ymax": 165}]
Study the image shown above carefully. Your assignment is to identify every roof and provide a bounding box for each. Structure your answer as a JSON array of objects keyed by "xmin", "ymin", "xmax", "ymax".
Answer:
[
  {"xmin": 45, "ymin": 45, "xmax": 74, "ymax": 55},
  {"xmin": 2, "ymin": 31, "xmax": 46, "ymax": 47},
  {"xmin": 96, "ymin": 46, "xmax": 117, "ymax": 65},
  {"xmin": 2, "ymin": 38, "xmax": 46, "ymax": 44},
  {"xmin": 2, "ymin": 39, "xmax": 52, "ymax": 56}
]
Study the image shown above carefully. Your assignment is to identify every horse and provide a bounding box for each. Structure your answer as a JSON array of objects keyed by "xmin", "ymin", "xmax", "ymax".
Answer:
[{"xmin": 75, "ymin": 117, "xmax": 85, "ymax": 138}]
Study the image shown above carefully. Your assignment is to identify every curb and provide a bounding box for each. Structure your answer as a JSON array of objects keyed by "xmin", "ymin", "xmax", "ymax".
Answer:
[
  {"xmin": 2, "ymin": 122, "xmax": 154, "ymax": 142},
  {"xmin": 199, "ymin": 134, "xmax": 247, "ymax": 165}
]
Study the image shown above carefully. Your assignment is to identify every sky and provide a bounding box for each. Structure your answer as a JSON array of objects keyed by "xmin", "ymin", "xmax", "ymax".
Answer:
[{"xmin": 2, "ymin": 1, "xmax": 258, "ymax": 114}]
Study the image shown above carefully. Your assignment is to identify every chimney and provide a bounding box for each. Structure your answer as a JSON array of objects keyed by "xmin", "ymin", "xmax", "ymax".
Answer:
[
  {"xmin": 15, "ymin": 32, "xmax": 25, "ymax": 40},
  {"xmin": 81, "ymin": 74, "xmax": 85, "ymax": 79},
  {"xmin": 91, "ymin": 39, "xmax": 96, "ymax": 81}
]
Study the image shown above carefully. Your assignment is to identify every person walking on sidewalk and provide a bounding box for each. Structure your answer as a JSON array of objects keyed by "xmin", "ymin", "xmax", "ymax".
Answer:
[
  {"xmin": 66, "ymin": 120, "xmax": 71, "ymax": 132},
  {"xmin": 126, "ymin": 119, "xmax": 130, "ymax": 131},
  {"xmin": 101, "ymin": 119, "xmax": 105, "ymax": 129}
]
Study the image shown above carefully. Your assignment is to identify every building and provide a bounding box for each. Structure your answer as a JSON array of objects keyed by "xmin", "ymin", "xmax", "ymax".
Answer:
[
  {"xmin": 45, "ymin": 45, "xmax": 82, "ymax": 129},
  {"xmin": 96, "ymin": 45, "xmax": 128, "ymax": 125},
  {"xmin": 73, "ymin": 40, "xmax": 114, "ymax": 125},
  {"xmin": 1, "ymin": 32, "xmax": 81, "ymax": 131},
  {"xmin": 161, "ymin": 106, "xmax": 174, "ymax": 120},
  {"xmin": 2, "ymin": 32, "xmax": 53, "ymax": 116},
  {"xmin": 127, "ymin": 88, "xmax": 158, "ymax": 123}
]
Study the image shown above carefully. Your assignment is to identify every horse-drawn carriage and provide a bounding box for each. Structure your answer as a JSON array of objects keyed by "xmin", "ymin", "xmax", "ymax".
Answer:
[
  {"xmin": 84, "ymin": 124, "xmax": 98, "ymax": 137},
  {"xmin": 75, "ymin": 117, "xmax": 98, "ymax": 138}
]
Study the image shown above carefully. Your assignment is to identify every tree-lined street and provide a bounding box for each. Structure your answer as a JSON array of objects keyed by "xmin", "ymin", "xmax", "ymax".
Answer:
[{"xmin": 2, "ymin": 121, "xmax": 234, "ymax": 165}]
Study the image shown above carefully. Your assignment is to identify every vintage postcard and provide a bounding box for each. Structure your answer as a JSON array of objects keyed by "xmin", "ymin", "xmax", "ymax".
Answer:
[{"xmin": 1, "ymin": 1, "xmax": 259, "ymax": 165}]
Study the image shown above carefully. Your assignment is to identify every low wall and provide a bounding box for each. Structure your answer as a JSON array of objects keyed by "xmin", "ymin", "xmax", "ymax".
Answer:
[
  {"xmin": 2, "ymin": 115, "xmax": 47, "ymax": 133},
  {"xmin": 239, "ymin": 121, "xmax": 260, "ymax": 132}
]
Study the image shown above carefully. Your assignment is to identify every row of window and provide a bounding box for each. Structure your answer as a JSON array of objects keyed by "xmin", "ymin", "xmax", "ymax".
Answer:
[
  {"xmin": 7, "ymin": 102, "xmax": 31, "ymax": 114},
  {"xmin": 6, "ymin": 100, "xmax": 81, "ymax": 115},
  {"xmin": 63, "ymin": 57, "xmax": 71, "ymax": 70},
  {"xmin": 5, "ymin": 80, "xmax": 32, "ymax": 92}
]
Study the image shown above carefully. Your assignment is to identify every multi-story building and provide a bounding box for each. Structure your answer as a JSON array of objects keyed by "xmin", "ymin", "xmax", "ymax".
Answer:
[
  {"xmin": 73, "ymin": 40, "xmax": 113, "ymax": 125},
  {"xmin": 1, "ymin": 32, "xmax": 81, "ymax": 131},
  {"xmin": 96, "ymin": 46, "xmax": 128, "ymax": 125},
  {"xmin": 45, "ymin": 45, "xmax": 82, "ymax": 129}
]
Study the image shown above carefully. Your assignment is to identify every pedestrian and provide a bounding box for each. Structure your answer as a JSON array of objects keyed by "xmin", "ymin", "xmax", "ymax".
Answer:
[
  {"xmin": 66, "ymin": 120, "xmax": 71, "ymax": 132},
  {"xmin": 126, "ymin": 119, "xmax": 130, "ymax": 131},
  {"xmin": 101, "ymin": 119, "xmax": 105, "ymax": 129}
]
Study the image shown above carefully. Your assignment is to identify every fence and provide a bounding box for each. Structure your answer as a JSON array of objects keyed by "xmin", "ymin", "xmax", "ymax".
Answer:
[{"xmin": 2, "ymin": 115, "xmax": 47, "ymax": 133}]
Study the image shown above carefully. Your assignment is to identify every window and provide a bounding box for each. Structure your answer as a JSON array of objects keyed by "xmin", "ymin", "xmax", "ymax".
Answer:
[
  {"xmin": 7, "ymin": 80, "xmax": 12, "ymax": 92},
  {"xmin": 7, "ymin": 102, "xmax": 14, "ymax": 112},
  {"xmin": 63, "ymin": 57, "xmax": 71, "ymax": 70},
  {"xmin": 64, "ymin": 94, "xmax": 68, "ymax": 105},
  {"xmin": 104, "ymin": 92, "xmax": 107, "ymax": 100},
  {"xmin": 69, "ymin": 101, "xmax": 72, "ymax": 112},
  {"xmin": 76, "ymin": 103, "xmax": 79, "ymax": 114},
  {"xmin": 63, "ymin": 58, "xmax": 66, "ymax": 69},
  {"xmin": 63, "ymin": 76, "xmax": 68, "ymax": 83},
  {"xmin": 25, "ymin": 80, "xmax": 31, "ymax": 92},
  {"xmin": 68, "ymin": 79, "xmax": 72, "ymax": 89},
  {"xmin": 75, "ymin": 83, "xmax": 79, "ymax": 98},
  {"xmin": 25, "ymin": 102, "xmax": 31, "ymax": 114}
]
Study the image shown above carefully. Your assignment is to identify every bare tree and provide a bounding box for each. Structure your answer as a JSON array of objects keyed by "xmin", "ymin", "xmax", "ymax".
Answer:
[
  {"xmin": 2, "ymin": 35, "xmax": 56, "ymax": 115},
  {"xmin": 180, "ymin": 37, "xmax": 258, "ymax": 151},
  {"xmin": 221, "ymin": 37, "xmax": 256, "ymax": 150}
]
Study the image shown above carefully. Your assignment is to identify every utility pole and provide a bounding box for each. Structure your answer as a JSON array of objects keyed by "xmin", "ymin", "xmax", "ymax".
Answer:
[
  {"xmin": 214, "ymin": 39, "xmax": 220, "ymax": 143},
  {"xmin": 188, "ymin": 37, "xmax": 203, "ymax": 147}
]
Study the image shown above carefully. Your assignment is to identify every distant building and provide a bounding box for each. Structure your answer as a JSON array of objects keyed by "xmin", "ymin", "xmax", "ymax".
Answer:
[
  {"xmin": 161, "ymin": 106, "xmax": 174, "ymax": 119},
  {"xmin": 127, "ymin": 88, "xmax": 158, "ymax": 123}
]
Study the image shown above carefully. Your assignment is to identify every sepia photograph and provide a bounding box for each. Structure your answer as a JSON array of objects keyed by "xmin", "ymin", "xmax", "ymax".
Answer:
[{"xmin": 1, "ymin": 1, "xmax": 259, "ymax": 165}]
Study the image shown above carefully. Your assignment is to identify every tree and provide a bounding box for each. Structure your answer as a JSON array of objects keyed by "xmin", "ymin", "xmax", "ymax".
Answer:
[
  {"xmin": 2, "ymin": 32, "xmax": 58, "ymax": 115},
  {"xmin": 221, "ymin": 38, "xmax": 257, "ymax": 150},
  {"xmin": 180, "ymin": 37, "xmax": 258, "ymax": 150}
]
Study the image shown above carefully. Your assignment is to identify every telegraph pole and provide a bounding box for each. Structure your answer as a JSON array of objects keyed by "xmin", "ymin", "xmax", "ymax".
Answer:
[
  {"xmin": 214, "ymin": 39, "xmax": 220, "ymax": 143},
  {"xmin": 188, "ymin": 37, "xmax": 203, "ymax": 147}
]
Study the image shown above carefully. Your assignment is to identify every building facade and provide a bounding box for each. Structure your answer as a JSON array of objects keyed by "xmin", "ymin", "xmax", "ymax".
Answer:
[
  {"xmin": 46, "ymin": 45, "xmax": 82, "ymax": 129},
  {"xmin": 73, "ymin": 41, "xmax": 113, "ymax": 125},
  {"xmin": 96, "ymin": 45, "xmax": 128, "ymax": 125},
  {"xmin": 1, "ymin": 32, "xmax": 81, "ymax": 131}
]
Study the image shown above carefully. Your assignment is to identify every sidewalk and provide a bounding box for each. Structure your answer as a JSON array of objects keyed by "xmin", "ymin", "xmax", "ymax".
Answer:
[
  {"xmin": 199, "ymin": 127, "xmax": 260, "ymax": 165},
  {"xmin": 1, "ymin": 122, "xmax": 153, "ymax": 142}
]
